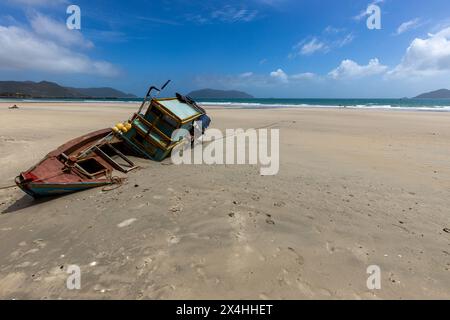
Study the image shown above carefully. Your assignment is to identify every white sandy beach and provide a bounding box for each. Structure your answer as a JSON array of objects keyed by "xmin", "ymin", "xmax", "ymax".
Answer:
[{"xmin": 0, "ymin": 102, "xmax": 449, "ymax": 299}]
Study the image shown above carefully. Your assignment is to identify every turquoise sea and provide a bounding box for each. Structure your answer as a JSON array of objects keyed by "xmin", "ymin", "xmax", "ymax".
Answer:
[
  {"xmin": 194, "ymin": 98, "xmax": 450, "ymax": 111},
  {"xmin": 2, "ymin": 98, "xmax": 450, "ymax": 111}
]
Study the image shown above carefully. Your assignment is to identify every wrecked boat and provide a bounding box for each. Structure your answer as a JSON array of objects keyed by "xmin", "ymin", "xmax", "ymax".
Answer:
[{"xmin": 15, "ymin": 81, "xmax": 207, "ymax": 197}]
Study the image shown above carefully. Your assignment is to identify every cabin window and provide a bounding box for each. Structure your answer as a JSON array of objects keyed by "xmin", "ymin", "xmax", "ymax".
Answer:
[
  {"xmin": 147, "ymin": 107, "xmax": 177, "ymax": 128},
  {"xmin": 135, "ymin": 134, "xmax": 144, "ymax": 144},
  {"xmin": 162, "ymin": 115, "xmax": 177, "ymax": 128},
  {"xmin": 78, "ymin": 158, "xmax": 106, "ymax": 176},
  {"xmin": 132, "ymin": 133, "xmax": 157, "ymax": 156}
]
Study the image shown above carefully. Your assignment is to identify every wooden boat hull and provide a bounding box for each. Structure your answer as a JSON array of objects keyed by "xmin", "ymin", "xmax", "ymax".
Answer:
[
  {"xmin": 15, "ymin": 128, "xmax": 125, "ymax": 198},
  {"xmin": 15, "ymin": 176, "xmax": 110, "ymax": 197}
]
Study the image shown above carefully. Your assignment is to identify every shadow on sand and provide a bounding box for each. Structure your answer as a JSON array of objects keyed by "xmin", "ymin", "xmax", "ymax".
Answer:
[{"xmin": 1, "ymin": 194, "xmax": 60, "ymax": 214}]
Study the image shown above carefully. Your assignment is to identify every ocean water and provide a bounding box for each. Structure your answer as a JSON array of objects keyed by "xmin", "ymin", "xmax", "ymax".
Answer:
[
  {"xmin": 195, "ymin": 98, "xmax": 450, "ymax": 111},
  {"xmin": 2, "ymin": 97, "xmax": 450, "ymax": 111}
]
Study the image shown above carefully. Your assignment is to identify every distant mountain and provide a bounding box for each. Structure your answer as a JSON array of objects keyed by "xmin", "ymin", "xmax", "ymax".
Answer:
[
  {"xmin": 0, "ymin": 81, "xmax": 136, "ymax": 99},
  {"xmin": 415, "ymin": 89, "xmax": 450, "ymax": 99},
  {"xmin": 187, "ymin": 88, "xmax": 254, "ymax": 99}
]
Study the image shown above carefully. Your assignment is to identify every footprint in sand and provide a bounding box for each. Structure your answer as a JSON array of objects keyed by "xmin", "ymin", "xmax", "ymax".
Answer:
[
  {"xmin": 169, "ymin": 204, "xmax": 183, "ymax": 214},
  {"xmin": 287, "ymin": 247, "xmax": 305, "ymax": 266},
  {"xmin": 168, "ymin": 235, "xmax": 180, "ymax": 245},
  {"xmin": 274, "ymin": 201, "xmax": 286, "ymax": 207},
  {"xmin": 265, "ymin": 214, "xmax": 275, "ymax": 225},
  {"xmin": 32, "ymin": 239, "xmax": 46, "ymax": 249}
]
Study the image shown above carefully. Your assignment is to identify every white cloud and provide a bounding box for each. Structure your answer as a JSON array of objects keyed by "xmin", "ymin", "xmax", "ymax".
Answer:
[
  {"xmin": 212, "ymin": 6, "xmax": 258, "ymax": 23},
  {"xmin": 0, "ymin": 22, "xmax": 118, "ymax": 76},
  {"xmin": 298, "ymin": 38, "xmax": 328, "ymax": 55},
  {"xmin": 270, "ymin": 70, "xmax": 317, "ymax": 83},
  {"xmin": 395, "ymin": 18, "xmax": 421, "ymax": 35},
  {"xmin": 329, "ymin": 58, "xmax": 388, "ymax": 79},
  {"xmin": 270, "ymin": 69, "xmax": 288, "ymax": 83},
  {"xmin": 323, "ymin": 26, "xmax": 344, "ymax": 34},
  {"xmin": 187, "ymin": 5, "xmax": 259, "ymax": 24},
  {"xmin": 354, "ymin": 11, "xmax": 368, "ymax": 21},
  {"xmin": 336, "ymin": 33, "xmax": 355, "ymax": 48},
  {"xmin": 290, "ymin": 32, "xmax": 353, "ymax": 58},
  {"xmin": 389, "ymin": 27, "xmax": 450, "ymax": 78},
  {"xmin": 30, "ymin": 13, "xmax": 93, "ymax": 48},
  {"xmin": 239, "ymin": 72, "xmax": 254, "ymax": 78},
  {"xmin": 290, "ymin": 72, "xmax": 317, "ymax": 80}
]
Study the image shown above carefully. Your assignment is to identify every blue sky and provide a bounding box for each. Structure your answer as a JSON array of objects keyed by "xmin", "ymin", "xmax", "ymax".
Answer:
[{"xmin": 1, "ymin": 0, "xmax": 450, "ymax": 98}]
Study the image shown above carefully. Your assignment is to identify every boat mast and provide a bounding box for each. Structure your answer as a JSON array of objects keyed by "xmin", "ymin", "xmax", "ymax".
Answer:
[{"xmin": 137, "ymin": 80, "xmax": 171, "ymax": 115}]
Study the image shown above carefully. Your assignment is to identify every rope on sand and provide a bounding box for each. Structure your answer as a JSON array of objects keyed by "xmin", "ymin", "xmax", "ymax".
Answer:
[
  {"xmin": 0, "ymin": 184, "xmax": 17, "ymax": 190},
  {"xmin": 101, "ymin": 176, "xmax": 124, "ymax": 192}
]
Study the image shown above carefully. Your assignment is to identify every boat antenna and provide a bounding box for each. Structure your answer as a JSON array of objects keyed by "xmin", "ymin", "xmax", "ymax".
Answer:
[{"xmin": 137, "ymin": 80, "xmax": 171, "ymax": 114}]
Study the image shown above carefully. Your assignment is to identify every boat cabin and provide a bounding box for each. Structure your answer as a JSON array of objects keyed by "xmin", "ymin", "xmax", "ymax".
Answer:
[{"xmin": 121, "ymin": 97, "xmax": 204, "ymax": 161}]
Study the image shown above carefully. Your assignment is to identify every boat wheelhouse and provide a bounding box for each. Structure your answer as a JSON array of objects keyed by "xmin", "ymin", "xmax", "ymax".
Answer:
[{"xmin": 119, "ymin": 97, "xmax": 204, "ymax": 161}]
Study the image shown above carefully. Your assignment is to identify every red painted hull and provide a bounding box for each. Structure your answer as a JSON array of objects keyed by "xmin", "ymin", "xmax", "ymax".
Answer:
[{"xmin": 16, "ymin": 129, "xmax": 117, "ymax": 197}]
